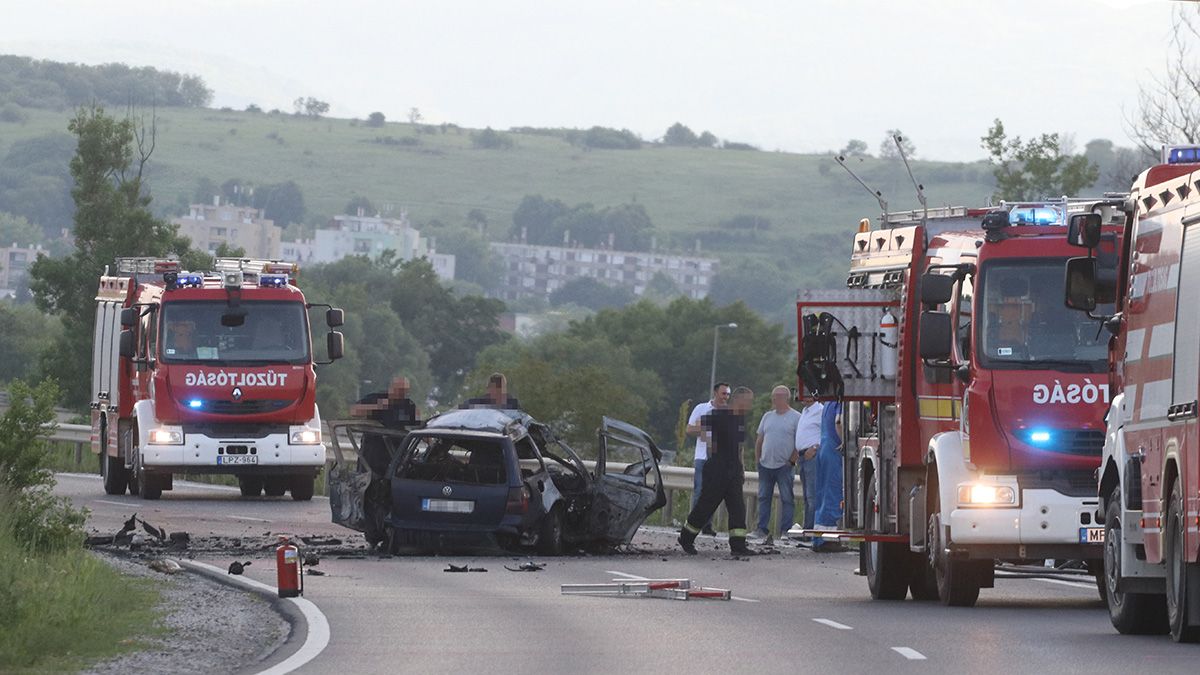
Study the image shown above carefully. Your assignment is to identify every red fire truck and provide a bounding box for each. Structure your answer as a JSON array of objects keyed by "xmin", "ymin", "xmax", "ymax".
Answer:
[
  {"xmin": 1064, "ymin": 145, "xmax": 1200, "ymax": 641},
  {"xmin": 91, "ymin": 257, "xmax": 345, "ymax": 501},
  {"xmin": 799, "ymin": 199, "xmax": 1124, "ymax": 606}
]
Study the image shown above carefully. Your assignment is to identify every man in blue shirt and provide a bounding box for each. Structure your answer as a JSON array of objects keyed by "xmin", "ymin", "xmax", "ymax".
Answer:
[{"xmin": 812, "ymin": 400, "xmax": 844, "ymax": 552}]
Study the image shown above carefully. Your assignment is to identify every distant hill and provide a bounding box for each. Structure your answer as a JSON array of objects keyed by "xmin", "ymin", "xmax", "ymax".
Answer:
[{"xmin": 0, "ymin": 54, "xmax": 212, "ymax": 112}]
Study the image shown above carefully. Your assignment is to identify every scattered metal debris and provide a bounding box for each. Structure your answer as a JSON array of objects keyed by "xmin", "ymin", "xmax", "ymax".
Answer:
[
  {"xmin": 305, "ymin": 568, "xmax": 326, "ymax": 576},
  {"xmin": 303, "ymin": 552, "xmax": 320, "ymax": 567},
  {"xmin": 561, "ymin": 578, "xmax": 731, "ymax": 601},
  {"xmin": 148, "ymin": 558, "xmax": 183, "ymax": 575},
  {"xmin": 504, "ymin": 561, "xmax": 546, "ymax": 572},
  {"xmin": 228, "ymin": 561, "xmax": 252, "ymax": 575},
  {"xmin": 444, "ymin": 564, "xmax": 488, "ymax": 573}
]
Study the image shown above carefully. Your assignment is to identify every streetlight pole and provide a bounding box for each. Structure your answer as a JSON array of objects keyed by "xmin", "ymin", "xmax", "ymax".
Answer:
[{"xmin": 709, "ymin": 323, "xmax": 738, "ymax": 392}]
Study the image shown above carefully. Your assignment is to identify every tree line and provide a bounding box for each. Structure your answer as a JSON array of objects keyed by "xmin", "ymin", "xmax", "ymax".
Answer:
[{"xmin": 0, "ymin": 55, "xmax": 212, "ymax": 112}]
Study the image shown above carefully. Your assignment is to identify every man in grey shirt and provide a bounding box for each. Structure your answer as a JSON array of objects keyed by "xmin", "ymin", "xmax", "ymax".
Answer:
[{"xmin": 751, "ymin": 385, "xmax": 802, "ymax": 541}]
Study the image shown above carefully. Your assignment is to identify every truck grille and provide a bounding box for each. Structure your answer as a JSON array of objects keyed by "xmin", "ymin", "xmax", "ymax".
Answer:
[
  {"xmin": 1047, "ymin": 430, "xmax": 1105, "ymax": 456},
  {"xmin": 204, "ymin": 399, "xmax": 291, "ymax": 415}
]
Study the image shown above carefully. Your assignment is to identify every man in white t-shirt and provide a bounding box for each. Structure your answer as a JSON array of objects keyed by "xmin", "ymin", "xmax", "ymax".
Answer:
[
  {"xmin": 686, "ymin": 382, "xmax": 731, "ymax": 536},
  {"xmin": 793, "ymin": 394, "xmax": 824, "ymax": 540}
]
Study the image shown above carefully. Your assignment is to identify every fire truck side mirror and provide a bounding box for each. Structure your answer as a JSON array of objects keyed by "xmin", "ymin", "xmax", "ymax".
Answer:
[
  {"xmin": 1067, "ymin": 213, "xmax": 1103, "ymax": 248},
  {"xmin": 120, "ymin": 307, "xmax": 137, "ymax": 328},
  {"xmin": 1064, "ymin": 257, "xmax": 1098, "ymax": 312},
  {"xmin": 326, "ymin": 331, "xmax": 345, "ymax": 361},
  {"xmin": 119, "ymin": 329, "xmax": 136, "ymax": 359},
  {"xmin": 920, "ymin": 273, "xmax": 955, "ymax": 306},
  {"xmin": 919, "ymin": 311, "xmax": 952, "ymax": 361},
  {"xmin": 326, "ymin": 308, "xmax": 344, "ymax": 328}
]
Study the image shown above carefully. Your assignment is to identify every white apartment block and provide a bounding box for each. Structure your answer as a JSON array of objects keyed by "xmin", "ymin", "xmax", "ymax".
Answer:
[{"xmin": 172, "ymin": 199, "xmax": 282, "ymax": 259}]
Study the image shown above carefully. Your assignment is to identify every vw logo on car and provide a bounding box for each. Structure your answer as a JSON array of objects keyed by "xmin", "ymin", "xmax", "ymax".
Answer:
[{"xmin": 442, "ymin": 485, "xmax": 452, "ymax": 496}]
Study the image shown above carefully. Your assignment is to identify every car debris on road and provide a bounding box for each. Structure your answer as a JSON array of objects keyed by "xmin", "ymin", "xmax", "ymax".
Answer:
[
  {"xmin": 228, "ymin": 561, "xmax": 252, "ymax": 575},
  {"xmin": 504, "ymin": 561, "xmax": 545, "ymax": 572},
  {"xmin": 561, "ymin": 578, "xmax": 732, "ymax": 601},
  {"xmin": 444, "ymin": 564, "xmax": 488, "ymax": 573}
]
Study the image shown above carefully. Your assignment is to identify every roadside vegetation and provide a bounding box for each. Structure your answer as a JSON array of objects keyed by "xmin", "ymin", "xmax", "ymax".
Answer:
[{"xmin": 0, "ymin": 379, "xmax": 161, "ymax": 672}]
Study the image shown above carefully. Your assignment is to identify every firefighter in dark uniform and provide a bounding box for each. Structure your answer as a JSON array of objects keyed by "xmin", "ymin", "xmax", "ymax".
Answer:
[{"xmin": 679, "ymin": 386, "xmax": 755, "ymax": 556}]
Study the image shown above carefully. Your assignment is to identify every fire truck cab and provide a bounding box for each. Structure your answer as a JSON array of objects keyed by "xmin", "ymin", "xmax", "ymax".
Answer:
[
  {"xmin": 91, "ymin": 257, "xmax": 345, "ymax": 501},
  {"xmin": 801, "ymin": 200, "xmax": 1123, "ymax": 606},
  {"xmin": 1066, "ymin": 145, "xmax": 1200, "ymax": 641}
]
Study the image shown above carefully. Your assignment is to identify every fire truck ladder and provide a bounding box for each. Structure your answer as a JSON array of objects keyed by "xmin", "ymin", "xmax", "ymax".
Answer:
[{"xmin": 561, "ymin": 578, "xmax": 732, "ymax": 601}]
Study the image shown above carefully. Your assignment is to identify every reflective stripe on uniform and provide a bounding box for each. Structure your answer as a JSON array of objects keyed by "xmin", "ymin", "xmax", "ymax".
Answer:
[
  {"xmin": 684, "ymin": 522, "xmax": 701, "ymax": 534},
  {"xmin": 729, "ymin": 528, "xmax": 747, "ymax": 537}
]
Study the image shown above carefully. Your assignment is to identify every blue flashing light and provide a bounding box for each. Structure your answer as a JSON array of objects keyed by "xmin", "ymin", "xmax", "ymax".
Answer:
[
  {"xmin": 188, "ymin": 399, "xmax": 203, "ymax": 409},
  {"xmin": 1027, "ymin": 429, "xmax": 1052, "ymax": 444},
  {"xmin": 1167, "ymin": 146, "xmax": 1200, "ymax": 164},
  {"xmin": 178, "ymin": 273, "xmax": 203, "ymax": 288},
  {"xmin": 260, "ymin": 274, "xmax": 288, "ymax": 288},
  {"xmin": 1009, "ymin": 207, "xmax": 1062, "ymax": 226}
]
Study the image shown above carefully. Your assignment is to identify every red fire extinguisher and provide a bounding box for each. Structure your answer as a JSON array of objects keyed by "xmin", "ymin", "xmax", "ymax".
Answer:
[{"xmin": 276, "ymin": 535, "xmax": 303, "ymax": 598}]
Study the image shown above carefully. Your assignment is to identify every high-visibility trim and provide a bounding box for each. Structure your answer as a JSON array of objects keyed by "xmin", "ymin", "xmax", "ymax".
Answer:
[
  {"xmin": 683, "ymin": 522, "xmax": 700, "ymax": 534},
  {"xmin": 729, "ymin": 528, "xmax": 747, "ymax": 537},
  {"xmin": 918, "ymin": 396, "xmax": 961, "ymax": 420}
]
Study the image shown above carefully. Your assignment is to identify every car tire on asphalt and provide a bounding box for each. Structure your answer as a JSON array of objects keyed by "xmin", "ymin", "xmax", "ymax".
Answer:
[
  {"xmin": 1165, "ymin": 480, "xmax": 1200, "ymax": 642},
  {"xmin": 1104, "ymin": 487, "xmax": 1168, "ymax": 634},
  {"xmin": 863, "ymin": 479, "xmax": 909, "ymax": 600},
  {"xmin": 537, "ymin": 505, "xmax": 564, "ymax": 556},
  {"xmin": 290, "ymin": 474, "xmax": 315, "ymax": 501},
  {"xmin": 239, "ymin": 476, "xmax": 264, "ymax": 497}
]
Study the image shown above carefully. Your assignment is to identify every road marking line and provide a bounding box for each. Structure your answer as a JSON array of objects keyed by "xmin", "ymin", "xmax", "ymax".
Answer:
[
  {"xmin": 607, "ymin": 570, "xmax": 759, "ymax": 602},
  {"xmin": 812, "ymin": 618, "xmax": 853, "ymax": 630},
  {"xmin": 94, "ymin": 499, "xmax": 132, "ymax": 507},
  {"xmin": 892, "ymin": 647, "xmax": 927, "ymax": 660},
  {"xmin": 1034, "ymin": 578, "xmax": 1097, "ymax": 591},
  {"xmin": 228, "ymin": 515, "xmax": 273, "ymax": 523},
  {"xmin": 183, "ymin": 560, "xmax": 330, "ymax": 675}
]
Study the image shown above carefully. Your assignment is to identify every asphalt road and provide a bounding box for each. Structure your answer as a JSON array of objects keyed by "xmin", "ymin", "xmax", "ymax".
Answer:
[{"xmin": 57, "ymin": 473, "xmax": 1200, "ymax": 674}]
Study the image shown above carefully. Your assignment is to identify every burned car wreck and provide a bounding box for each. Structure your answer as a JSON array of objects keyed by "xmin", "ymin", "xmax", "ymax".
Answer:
[{"xmin": 327, "ymin": 408, "xmax": 667, "ymax": 554}]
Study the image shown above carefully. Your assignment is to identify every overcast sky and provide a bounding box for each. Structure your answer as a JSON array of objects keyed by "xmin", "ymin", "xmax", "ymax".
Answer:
[{"xmin": 1, "ymin": 0, "xmax": 1181, "ymax": 161}]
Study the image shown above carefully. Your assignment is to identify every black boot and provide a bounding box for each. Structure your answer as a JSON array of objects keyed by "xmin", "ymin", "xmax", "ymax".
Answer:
[
  {"xmin": 678, "ymin": 528, "xmax": 698, "ymax": 555},
  {"xmin": 729, "ymin": 536, "xmax": 755, "ymax": 556}
]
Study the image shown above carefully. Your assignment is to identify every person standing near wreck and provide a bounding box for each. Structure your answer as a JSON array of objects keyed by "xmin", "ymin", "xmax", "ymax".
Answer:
[
  {"xmin": 750, "ymin": 385, "xmax": 801, "ymax": 543},
  {"xmin": 685, "ymin": 382, "xmax": 731, "ymax": 536},
  {"xmin": 679, "ymin": 386, "xmax": 755, "ymax": 556},
  {"xmin": 463, "ymin": 372, "xmax": 521, "ymax": 409},
  {"xmin": 351, "ymin": 376, "xmax": 420, "ymax": 430}
]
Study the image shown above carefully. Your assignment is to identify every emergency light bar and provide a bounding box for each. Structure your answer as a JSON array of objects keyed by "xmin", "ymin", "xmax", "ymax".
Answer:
[
  {"xmin": 1008, "ymin": 206, "xmax": 1062, "ymax": 226},
  {"xmin": 259, "ymin": 274, "xmax": 288, "ymax": 288},
  {"xmin": 1165, "ymin": 145, "xmax": 1200, "ymax": 164}
]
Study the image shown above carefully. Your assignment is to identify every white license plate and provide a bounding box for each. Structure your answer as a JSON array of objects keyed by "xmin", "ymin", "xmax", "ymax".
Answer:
[
  {"xmin": 1080, "ymin": 527, "xmax": 1105, "ymax": 544},
  {"xmin": 218, "ymin": 455, "xmax": 258, "ymax": 465},
  {"xmin": 422, "ymin": 498, "xmax": 474, "ymax": 513}
]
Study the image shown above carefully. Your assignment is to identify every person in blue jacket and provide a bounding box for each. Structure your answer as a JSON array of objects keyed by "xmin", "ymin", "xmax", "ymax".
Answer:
[{"xmin": 811, "ymin": 399, "xmax": 844, "ymax": 552}]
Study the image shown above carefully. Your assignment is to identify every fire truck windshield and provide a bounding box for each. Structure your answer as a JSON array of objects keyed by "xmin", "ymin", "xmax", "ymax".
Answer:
[
  {"xmin": 978, "ymin": 259, "xmax": 1108, "ymax": 372},
  {"xmin": 160, "ymin": 301, "xmax": 309, "ymax": 365}
]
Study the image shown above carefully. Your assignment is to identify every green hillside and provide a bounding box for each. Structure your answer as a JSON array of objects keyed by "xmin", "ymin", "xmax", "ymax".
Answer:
[{"xmin": 0, "ymin": 104, "xmax": 999, "ymax": 317}]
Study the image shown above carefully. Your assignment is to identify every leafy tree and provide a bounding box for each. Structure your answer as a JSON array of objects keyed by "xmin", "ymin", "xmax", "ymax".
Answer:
[
  {"xmin": 466, "ymin": 208, "xmax": 489, "ymax": 230},
  {"xmin": 697, "ymin": 131, "xmax": 718, "ymax": 148},
  {"xmin": 512, "ymin": 194, "xmax": 569, "ymax": 244},
  {"xmin": 345, "ymin": 195, "xmax": 375, "ymax": 216},
  {"xmin": 469, "ymin": 333, "xmax": 660, "ymax": 449},
  {"xmin": 549, "ymin": 277, "xmax": 635, "ymax": 311},
  {"xmin": 471, "ymin": 127, "xmax": 513, "ymax": 149},
  {"xmin": 245, "ymin": 103, "xmax": 262, "ymax": 113},
  {"xmin": 981, "ymin": 119, "xmax": 1099, "ymax": 201},
  {"xmin": 509, "ymin": 196, "xmax": 653, "ymax": 250},
  {"xmin": 1126, "ymin": 4, "xmax": 1200, "ymax": 152},
  {"xmin": 192, "ymin": 177, "xmax": 219, "ymax": 204},
  {"xmin": 880, "ymin": 129, "xmax": 915, "ymax": 159},
  {"xmin": 568, "ymin": 126, "xmax": 642, "ymax": 150},
  {"xmin": 432, "ymin": 227, "xmax": 502, "ymax": 290},
  {"xmin": 0, "ymin": 212, "xmax": 43, "ymax": 247},
  {"xmin": 719, "ymin": 214, "xmax": 771, "ymax": 231},
  {"xmin": 0, "ymin": 55, "xmax": 211, "ymax": 110},
  {"xmin": 663, "ymin": 122, "xmax": 698, "ymax": 147},
  {"xmin": 0, "ymin": 304, "xmax": 58, "ymax": 383},
  {"xmin": 28, "ymin": 105, "xmax": 196, "ymax": 406},
  {"xmin": 0, "ymin": 133, "xmax": 76, "ymax": 232},
  {"xmin": 408, "ymin": 107, "xmax": 422, "ymax": 124},
  {"xmin": 839, "ymin": 139, "xmax": 869, "ymax": 157},
  {"xmin": 642, "ymin": 272, "xmax": 681, "ymax": 305},
  {"xmin": 293, "ymin": 97, "xmax": 330, "ymax": 117},
  {"xmin": 709, "ymin": 258, "xmax": 795, "ymax": 321},
  {"xmin": 366, "ymin": 111, "xmax": 386, "ymax": 128},
  {"xmin": 722, "ymin": 141, "xmax": 758, "ymax": 151},
  {"xmin": 254, "ymin": 181, "xmax": 306, "ymax": 225}
]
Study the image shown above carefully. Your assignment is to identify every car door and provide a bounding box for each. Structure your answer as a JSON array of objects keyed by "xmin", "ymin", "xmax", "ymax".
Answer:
[
  {"xmin": 591, "ymin": 417, "xmax": 667, "ymax": 544},
  {"xmin": 327, "ymin": 422, "xmax": 407, "ymax": 536}
]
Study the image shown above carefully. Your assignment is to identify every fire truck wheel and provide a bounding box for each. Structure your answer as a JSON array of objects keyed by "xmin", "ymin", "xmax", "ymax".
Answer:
[
  {"xmin": 928, "ymin": 502, "xmax": 981, "ymax": 607},
  {"xmin": 1104, "ymin": 487, "xmax": 1168, "ymax": 634},
  {"xmin": 238, "ymin": 476, "xmax": 264, "ymax": 497},
  {"xmin": 264, "ymin": 477, "xmax": 288, "ymax": 497},
  {"xmin": 1165, "ymin": 480, "xmax": 1200, "ymax": 642},
  {"xmin": 139, "ymin": 471, "xmax": 163, "ymax": 500},
  {"xmin": 908, "ymin": 553, "xmax": 939, "ymax": 601},
  {"xmin": 102, "ymin": 452, "xmax": 128, "ymax": 496},
  {"xmin": 290, "ymin": 474, "xmax": 315, "ymax": 501},
  {"xmin": 863, "ymin": 481, "xmax": 909, "ymax": 600},
  {"xmin": 126, "ymin": 467, "xmax": 140, "ymax": 496}
]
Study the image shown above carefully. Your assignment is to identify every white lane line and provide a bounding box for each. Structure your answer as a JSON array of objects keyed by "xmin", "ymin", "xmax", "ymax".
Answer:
[
  {"xmin": 812, "ymin": 618, "xmax": 853, "ymax": 630},
  {"xmin": 606, "ymin": 569, "xmax": 760, "ymax": 603},
  {"xmin": 228, "ymin": 515, "xmax": 273, "ymax": 523},
  {"xmin": 1035, "ymin": 578, "xmax": 1097, "ymax": 591},
  {"xmin": 183, "ymin": 560, "xmax": 330, "ymax": 675},
  {"xmin": 94, "ymin": 499, "xmax": 133, "ymax": 507},
  {"xmin": 892, "ymin": 647, "xmax": 927, "ymax": 660}
]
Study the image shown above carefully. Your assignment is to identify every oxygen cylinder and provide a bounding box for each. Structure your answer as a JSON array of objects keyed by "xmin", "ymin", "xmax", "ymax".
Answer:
[
  {"xmin": 879, "ymin": 309, "xmax": 898, "ymax": 380},
  {"xmin": 276, "ymin": 535, "xmax": 302, "ymax": 598}
]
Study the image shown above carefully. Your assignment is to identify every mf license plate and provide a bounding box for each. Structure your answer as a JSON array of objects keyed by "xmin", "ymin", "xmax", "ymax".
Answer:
[
  {"xmin": 422, "ymin": 498, "xmax": 474, "ymax": 514},
  {"xmin": 218, "ymin": 455, "xmax": 258, "ymax": 465},
  {"xmin": 1080, "ymin": 527, "xmax": 1105, "ymax": 544}
]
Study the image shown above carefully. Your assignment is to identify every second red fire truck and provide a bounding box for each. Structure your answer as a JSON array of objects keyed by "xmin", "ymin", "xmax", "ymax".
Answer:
[{"xmin": 91, "ymin": 257, "xmax": 345, "ymax": 501}]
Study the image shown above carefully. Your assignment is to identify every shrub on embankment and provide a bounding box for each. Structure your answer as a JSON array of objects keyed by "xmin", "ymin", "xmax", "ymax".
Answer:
[{"xmin": 0, "ymin": 379, "xmax": 160, "ymax": 672}]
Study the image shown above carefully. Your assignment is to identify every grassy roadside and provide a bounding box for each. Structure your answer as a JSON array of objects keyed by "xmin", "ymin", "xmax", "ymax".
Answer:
[{"xmin": 0, "ymin": 494, "xmax": 163, "ymax": 673}]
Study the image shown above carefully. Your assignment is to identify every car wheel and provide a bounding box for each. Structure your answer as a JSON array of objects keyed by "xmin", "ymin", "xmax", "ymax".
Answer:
[
  {"xmin": 239, "ymin": 476, "xmax": 264, "ymax": 497},
  {"xmin": 264, "ymin": 477, "xmax": 287, "ymax": 497},
  {"xmin": 1165, "ymin": 480, "xmax": 1200, "ymax": 642},
  {"xmin": 537, "ymin": 505, "xmax": 564, "ymax": 556},
  {"xmin": 863, "ymin": 479, "xmax": 909, "ymax": 600},
  {"xmin": 1104, "ymin": 487, "xmax": 1167, "ymax": 634},
  {"xmin": 290, "ymin": 474, "xmax": 315, "ymax": 501}
]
